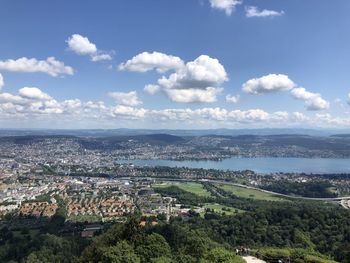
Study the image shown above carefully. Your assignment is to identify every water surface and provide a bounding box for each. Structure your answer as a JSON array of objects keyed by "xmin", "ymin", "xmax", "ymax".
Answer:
[{"xmin": 117, "ymin": 157, "xmax": 350, "ymax": 174}]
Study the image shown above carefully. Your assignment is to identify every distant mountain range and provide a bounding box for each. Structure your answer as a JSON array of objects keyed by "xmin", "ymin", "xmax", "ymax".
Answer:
[
  {"xmin": 2, "ymin": 132, "xmax": 350, "ymax": 158},
  {"xmin": 0, "ymin": 128, "xmax": 350, "ymax": 137}
]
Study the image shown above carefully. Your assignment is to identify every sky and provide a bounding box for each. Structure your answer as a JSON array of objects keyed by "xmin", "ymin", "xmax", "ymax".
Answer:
[{"xmin": 0, "ymin": 0, "xmax": 350, "ymax": 129}]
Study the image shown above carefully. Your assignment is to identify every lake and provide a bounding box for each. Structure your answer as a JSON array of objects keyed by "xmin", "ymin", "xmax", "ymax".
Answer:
[{"xmin": 116, "ymin": 157, "xmax": 350, "ymax": 174}]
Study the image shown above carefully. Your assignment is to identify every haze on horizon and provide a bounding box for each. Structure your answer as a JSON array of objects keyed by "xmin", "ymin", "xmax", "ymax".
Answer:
[{"xmin": 0, "ymin": 0, "xmax": 350, "ymax": 129}]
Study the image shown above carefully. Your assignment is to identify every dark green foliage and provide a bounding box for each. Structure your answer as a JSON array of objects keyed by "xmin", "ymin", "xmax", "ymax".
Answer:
[
  {"xmin": 152, "ymin": 257, "xmax": 174, "ymax": 263},
  {"xmin": 201, "ymin": 247, "xmax": 246, "ymax": 263},
  {"xmin": 23, "ymin": 234, "xmax": 79, "ymax": 263},
  {"xmin": 262, "ymin": 180, "xmax": 337, "ymax": 198},
  {"xmin": 100, "ymin": 241, "xmax": 140, "ymax": 263},
  {"xmin": 78, "ymin": 217, "xmax": 245, "ymax": 263},
  {"xmin": 135, "ymin": 233, "xmax": 171, "ymax": 263}
]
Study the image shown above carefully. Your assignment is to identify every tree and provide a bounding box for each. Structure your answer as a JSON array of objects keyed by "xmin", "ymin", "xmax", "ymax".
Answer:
[
  {"xmin": 202, "ymin": 247, "xmax": 246, "ymax": 263},
  {"xmin": 135, "ymin": 233, "xmax": 172, "ymax": 263},
  {"xmin": 152, "ymin": 256, "xmax": 173, "ymax": 263},
  {"xmin": 122, "ymin": 216, "xmax": 144, "ymax": 245},
  {"xmin": 181, "ymin": 230, "xmax": 216, "ymax": 259},
  {"xmin": 101, "ymin": 241, "xmax": 140, "ymax": 263},
  {"xmin": 293, "ymin": 229, "xmax": 316, "ymax": 250},
  {"xmin": 24, "ymin": 253, "xmax": 45, "ymax": 263}
]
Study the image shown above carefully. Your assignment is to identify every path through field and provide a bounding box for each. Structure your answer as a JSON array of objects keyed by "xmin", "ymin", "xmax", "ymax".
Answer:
[{"xmin": 243, "ymin": 256, "xmax": 267, "ymax": 263}]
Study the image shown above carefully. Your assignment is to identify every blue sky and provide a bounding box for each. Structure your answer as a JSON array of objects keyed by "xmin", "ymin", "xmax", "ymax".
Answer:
[{"xmin": 0, "ymin": 0, "xmax": 350, "ymax": 129}]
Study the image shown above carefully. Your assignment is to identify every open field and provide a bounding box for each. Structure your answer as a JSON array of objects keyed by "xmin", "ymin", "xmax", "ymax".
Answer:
[
  {"xmin": 216, "ymin": 184, "xmax": 288, "ymax": 202},
  {"xmin": 153, "ymin": 181, "xmax": 212, "ymax": 197},
  {"xmin": 328, "ymin": 187, "xmax": 338, "ymax": 194},
  {"xmin": 201, "ymin": 203, "xmax": 244, "ymax": 216}
]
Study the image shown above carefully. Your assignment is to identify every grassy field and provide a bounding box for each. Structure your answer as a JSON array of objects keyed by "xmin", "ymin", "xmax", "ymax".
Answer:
[
  {"xmin": 201, "ymin": 203, "xmax": 244, "ymax": 216},
  {"xmin": 327, "ymin": 187, "xmax": 338, "ymax": 194},
  {"xmin": 217, "ymin": 184, "xmax": 287, "ymax": 202},
  {"xmin": 153, "ymin": 181, "xmax": 212, "ymax": 197}
]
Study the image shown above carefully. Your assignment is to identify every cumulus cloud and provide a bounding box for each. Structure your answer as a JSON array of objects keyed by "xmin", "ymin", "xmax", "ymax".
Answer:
[
  {"xmin": 118, "ymin": 52, "xmax": 184, "ymax": 73},
  {"xmin": 146, "ymin": 55, "xmax": 228, "ymax": 103},
  {"xmin": 0, "ymin": 57, "xmax": 74, "ymax": 77},
  {"xmin": 209, "ymin": 0, "xmax": 242, "ymax": 16},
  {"xmin": 62, "ymin": 99, "xmax": 82, "ymax": 109},
  {"xmin": 242, "ymin": 74, "xmax": 329, "ymax": 111},
  {"xmin": 245, "ymin": 6, "xmax": 285, "ymax": 18},
  {"xmin": 67, "ymin": 34, "xmax": 97, "ymax": 55},
  {"xmin": 290, "ymin": 87, "xmax": 329, "ymax": 111},
  {"xmin": 112, "ymin": 105, "xmax": 146, "ymax": 119},
  {"xmin": 0, "ymin": 92, "xmax": 26, "ymax": 105},
  {"xmin": 164, "ymin": 87, "xmax": 223, "ymax": 103},
  {"xmin": 226, "ymin": 94, "xmax": 239, "ymax": 103},
  {"xmin": 108, "ymin": 91, "xmax": 142, "ymax": 106},
  {"xmin": 292, "ymin": 112, "xmax": 309, "ymax": 122},
  {"xmin": 0, "ymin": 87, "xmax": 349, "ymax": 128},
  {"xmin": 67, "ymin": 34, "xmax": 113, "ymax": 61},
  {"xmin": 0, "ymin": 74, "xmax": 4, "ymax": 90},
  {"xmin": 144, "ymin": 84, "xmax": 161, "ymax": 94},
  {"xmin": 0, "ymin": 87, "xmax": 62, "ymax": 115},
  {"xmin": 91, "ymin": 52, "xmax": 113, "ymax": 62},
  {"xmin": 242, "ymin": 74, "xmax": 295, "ymax": 94},
  {"xmin": 19, "ymin": 87, "xmax": 52, "ymax": 101}
]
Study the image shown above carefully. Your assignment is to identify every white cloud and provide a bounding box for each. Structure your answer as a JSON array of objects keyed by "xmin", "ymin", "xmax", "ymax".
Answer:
[
  {"xmin": 245, "ymin": 6, "xmax": 285, "ymax": 18},
  {"xmin": 19, "ymin": 87, "xmax": 52, "ymax": 101},
  {"xmin": 347, "ymin": 93, "xmax": 350, "ymax": 105},
  {"xmin": 290, "ymin": 87, "xmax": 329, "ymax": 111},
  {"xmin": 292, "ymin": 112, "xmax": 309, "ymax": 122},
  {"xmin": 243, "ymin": 74, "xmax": 329, "ymax": 111},
  {"xmin": 67, "ymin": 34, "xmax": 113, "ymax": 61},
  {"xmin": 112, "ymin": 105, "xmax": 146, "ymax": 119},
  {"xmin": 242, "ymin": 74, "xmax": 295, "ymax": 94},
  {"xmin": 226, "ymin": 94, "xmax": 239, "ymax": 103},
  {"xmin": 209, "ymin": 0, "xmax": 242, "ymax": 16},
  {"xmin": 0, "ymin": 93, "xmax": 26, "ymax": 105},
  {"xmin": 164, "ymin": 87, "xmax": 223, "ymax": 103},
  {"xmin": 144, "ymin": 84, "xmax": 161, "ymax": 94},
  {"xmin": 0, "ymin": 74, "xmax": 4, "ymax": 90},
  {"xmin": 148, "ymin": 55, "xmax": 228, "ymax": 103},
  {"xmin": 91, "ymin": 53, "xmax": 113, "ymax": 61},
  {"xmin": 0, "ymin": 87, "xmax": 63, "ymax": 115},
  {"xmin": 67, "ymin": 34, "xmax": 97, "ymax": 55},
  {"xmin": 118, "ymin": 52, "xmax": 184, "ymax": 73},
  {"xmin": 62, "ymin": 99, "xmax": 82, "ymax": 109},
  {"xmin": 0, "ymin": 57, "xmax": 74, "ymax": 77},
  {"xmin": 108, "ymin": 91, "xmax": 142, "ymax": 106},
  {"xmin": 0, "ymin": 87, "xmax": 349, "ymax": 128}
]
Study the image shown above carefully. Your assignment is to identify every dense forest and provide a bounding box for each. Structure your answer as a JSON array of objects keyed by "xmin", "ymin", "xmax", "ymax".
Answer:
[
  {"xmin": 1, "ymin": 213, "xmax": 348, "ymax": 262},
  {"xmin": 260, "ymin": 181, "xmax": 337, "ymax": 198}
]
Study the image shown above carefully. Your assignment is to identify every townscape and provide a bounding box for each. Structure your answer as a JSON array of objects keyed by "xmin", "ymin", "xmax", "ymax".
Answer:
[
  {"xmin": 2, "ymin": 134, "xmax": 350, "ymax": 165},
  {"xmin": 2, "ymin": 134, "xmax": 350, "ymax": 222}
]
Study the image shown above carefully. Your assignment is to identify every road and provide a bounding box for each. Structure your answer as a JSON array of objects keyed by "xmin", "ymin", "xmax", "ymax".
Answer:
[{"xmin": 243, "ymin": 256, "xmax": 266, "ymax": 263}]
